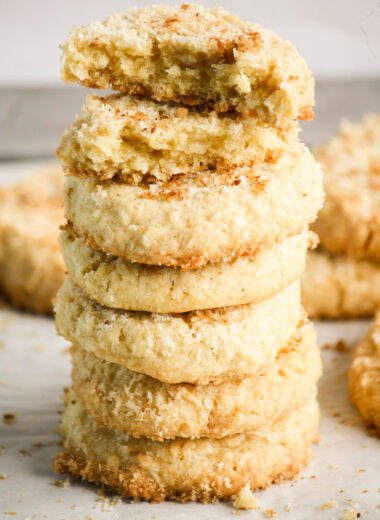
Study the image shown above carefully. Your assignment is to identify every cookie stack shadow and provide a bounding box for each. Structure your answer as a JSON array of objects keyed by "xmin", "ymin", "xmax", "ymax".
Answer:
[{"xmin": 54, "ymin": 4, "xmax": 324, "ymax": 503}]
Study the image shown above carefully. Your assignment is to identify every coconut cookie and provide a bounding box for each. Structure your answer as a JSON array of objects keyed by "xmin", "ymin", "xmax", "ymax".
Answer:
[
  {"xmin": 314, "ymin": 114, "xmax": 380, "ymax": 262},
  {"xmin": 60, "ymin": 229, "xmax": 312, "ymax": 313},
  {"xmin": 58, "ymin": 94, "xmax": 300, "ymax": 182},
  {"xmin": 55, "ymin": 391, "xmax": 319, "ymax": 503},
  {"xmin": 0, "ymin": 166, "xmax": 65, "ymax": 313},
  {"xmin": 55, "ymin": 278, "xmax": 303, "ymax": 384},
  {"xmin": 61, "ymin": 4, "xmax": 314, "ymax": 125},
  {"xmin": 64, "ymin": 145, "xmax": 323, "ymax": 267},
  {"xmin": 302, "ymin": 250, "xmax": 380, "ymax": 318},
  {"xmin": 349, "ymin": 313, "xmax": 380, "ymax": 435},
  {"xmin": 71, "ymin": 320, "xmax": 320, "ymax": 440}
]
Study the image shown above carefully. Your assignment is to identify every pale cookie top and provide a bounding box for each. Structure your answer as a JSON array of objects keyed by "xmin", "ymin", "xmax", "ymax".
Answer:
[
  {"xmin": 64, "ymin": 142, "xmax": 324, "ymax": 268},
  {"xmin": 61, "ymin": 4, "xmax": 314, "ymax": 124},
  {"xmin": 60, "ymin": 229, "xmax": 311, "ymax": 314},
  {"xmin": 58, "ymin": 93, "xmax": 300, "ymax": 182},
  {"xmin": 55, "ymin": 277, "xmax": 303, "ymax": 384},
  {"xmin": 313, "ymin": 114, "xmax": 380, "ymax": 261}
]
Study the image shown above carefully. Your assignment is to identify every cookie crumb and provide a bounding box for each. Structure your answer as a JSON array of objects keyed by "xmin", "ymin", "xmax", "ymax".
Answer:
[
  {"xmin": 285, "ymin": 503, "xmax": 292, "ymax": 512},
  {"xmin": 265, "ymin": 509, "xmax": 276, "ymax": 518},
  {"xmin": 232, "ymin": 485, "xmax": 259, "ymax": 510},
  {"xmin": 3, "ymin": 413, "xmax": 15, "ymax": 425},
  {"xmin": 344, "ymin": 509, "xmax": 360, "ymax": 519},
  {"xmin": 19, "ymin": 449, "xmax": 31, "ymax": 456},
  {"xmin": 323, "ymin": 339, "xmax": 350, "ymax": 353},
  {"xmin": 94, "ymin": 495, "xmax": 121, "ymax": 512},
  {"xmin": 54, "ymin": 478, "xmax": 70, "ymax": 488},
  {"xmin": 320, "ymin": 500, "xmax": 338, "ymax": 509}
]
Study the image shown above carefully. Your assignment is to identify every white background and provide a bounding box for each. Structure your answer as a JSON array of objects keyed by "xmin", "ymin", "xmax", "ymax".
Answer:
[{"xmin": 0, "ymin": 0, "xmax": 380, "ymax": 85}]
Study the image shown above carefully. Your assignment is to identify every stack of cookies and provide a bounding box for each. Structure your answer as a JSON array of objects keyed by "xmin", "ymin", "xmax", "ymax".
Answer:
[{"xmin": 54, "ymin": 4, "xmax": 324, "ymax": 503}]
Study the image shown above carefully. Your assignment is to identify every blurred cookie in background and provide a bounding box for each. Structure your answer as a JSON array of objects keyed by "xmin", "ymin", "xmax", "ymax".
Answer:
[
  {"xmin": 302, "ymin": 114, "xmax": 380, "ymax": 318},
  {"xmin": 302, "ymin": 250, "xmax": 380, "ymax": 319},
  {"xmin": 0, "ymin": 165, "xmax": 65, "ymax": 313},
  {"xmin": 349, "ymin": 312, "xmax": 380, "ymax": 435}
]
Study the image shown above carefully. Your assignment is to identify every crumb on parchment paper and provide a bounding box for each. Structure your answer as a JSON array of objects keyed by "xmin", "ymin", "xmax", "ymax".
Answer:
[
  {"xmin": 54, "ymin": 478, "xmax": 70, "ymax": 488},
  {"xmin": 19, "ymin": 449, "xmax": 31, "ymax": 456},
  {"xmin": 322, "ymin": 339, "xmax": 350, "ymax": 353},
  {"xmin": 330, "ymin": 509, "xmax": 361, "ymax": 520},
  {"xmin": 95, "ymin": 495, "xmax": 121, "ymax": 512},
  {"xmin": 2, "ymin": 413, "xmax": 15, "ymax": 425},
  {"xmin": 232, "ymin": 484, "xmax": 259, "ymax": 510},
  {"xmin": 319, "ymin": 500, "xmax": 338, "ymax": 509},
  {"xmin": 344, "ymin": 509, "xmax": 361, "ymax": 519}
]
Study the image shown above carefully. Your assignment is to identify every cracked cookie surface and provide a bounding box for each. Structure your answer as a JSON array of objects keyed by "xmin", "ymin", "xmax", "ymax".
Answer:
[{"xmin": 61, "ymin": 4, "xmax": 314, "ymax": 124}]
